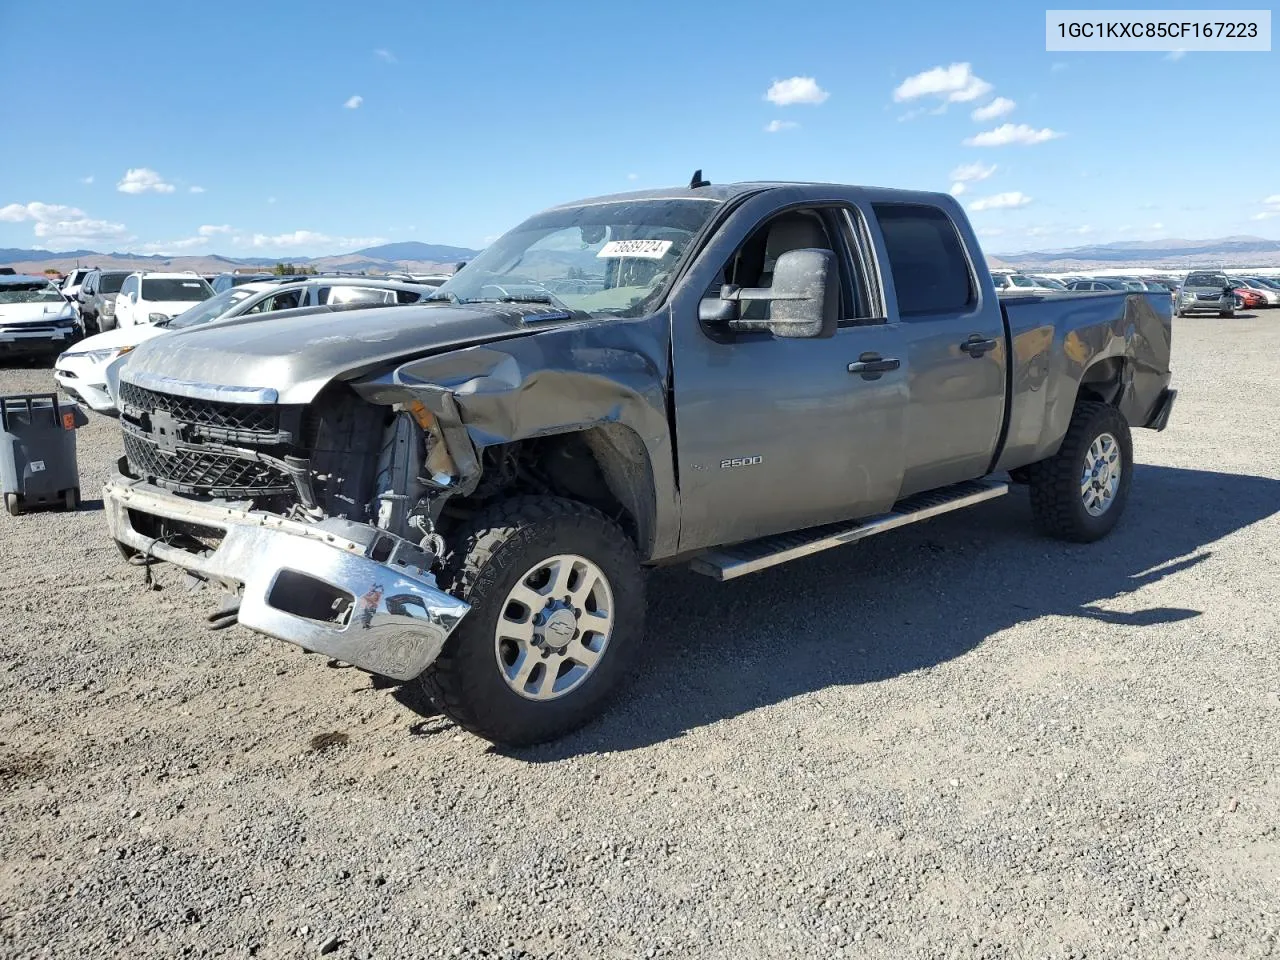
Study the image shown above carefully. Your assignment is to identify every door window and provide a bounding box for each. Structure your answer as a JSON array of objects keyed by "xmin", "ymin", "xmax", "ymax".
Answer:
[
  {"xmin": 244, "ymin": 290, "xmax": 304, "ymax": 313},
  {"xmin": 871, "ymin": 204, "xmax": 976, "ymax": 318},
  {"xmin": 707, "ymin": 206, "xmax": 875, "ymax": 327},
  {"xmin": 326, "ymin": 286, "xmax": 395, "ymax": 305}
]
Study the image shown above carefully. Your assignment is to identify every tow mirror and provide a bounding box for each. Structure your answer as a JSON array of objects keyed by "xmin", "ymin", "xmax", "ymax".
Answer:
[{"xmin": 698, "ymin": 248, "xmax": 839, "ymax": 339}]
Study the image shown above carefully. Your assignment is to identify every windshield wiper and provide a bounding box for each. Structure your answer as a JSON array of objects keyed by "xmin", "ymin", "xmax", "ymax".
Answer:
[{"xmin": 458, "ymin": 295, "xmax": 557, "ymax": 305}]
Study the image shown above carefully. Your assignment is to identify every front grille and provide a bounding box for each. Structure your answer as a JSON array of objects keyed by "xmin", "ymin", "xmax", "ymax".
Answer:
[
  {"xmin": 122, "ymin": 430, "xmax": 294, "ymax": 497},
  {"xmin": 119, "ymin": 381, "xmax": 282, "ymax": 440}
]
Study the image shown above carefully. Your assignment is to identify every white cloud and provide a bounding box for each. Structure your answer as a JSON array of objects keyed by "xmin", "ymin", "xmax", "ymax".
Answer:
[
  {"xmin": 267, "ymin": 197, "xmax": 277, "ymax": 204},
  {"xmin": 627, "ymin": 173, "xmax": 639, "ymax": 181},
  {"xmin": 1050, "ymin": 62, "xmax": 1068, "ymax": 73},
  {"xmin": 198, "ymin": 224, "xmax": 233, "ymax": 236},
  {"xmin": 189, "ymin": 185, "xmax": 206, "ymax": 194},
  {"xmin": 374, "ymin": 48, "xmax": 397, "ymax": 63},
  {"xmin": 1, "ymin": 202, "xmax": 85, "ymax": 222},
  {"xmin": 1251, "ymin": 212, "xmax": 1279, "ymax": 221},
  {"xmin": 117, "ymin": 167, "xmax": 176, "ymax": 194},
  {"xmin": 950, "ymin": 183, "xmax": 966, "ymax": 196},
  {"xmin": 964, "ymin": 123, "xmax": 1063, "ymax": 147},
  {"xmin": 950, "ymin": 161, "xmax": 997, "ymax": 184},
  {"xmin": 140, "ymin": 236, "xmax": 209, "ymax": 253},
  {"xmin": 969, "ymin": 191, "xmax": 1032, "ymax": 211},
  {"xmin": 250, "ymin": 230, "xmax": 386, "ymax": 250},
  {"xmin": 344, "ymin": 95, "xmax": 363, "ymax": 109},
  {"xmin": 897, "ymin": 108, "xmax": 925, "ymax": 123},
  {"xmin": 1165, "ymin": 49, "xmax": 1187, "ymax": 61},
  {"xmin": 764, "ymin": 76, "xmax": 829, "ymax": 106},
  {"xmin": 1150, "ymin": 222, "xmax": 1164, "ymax": 230},
  {"xmin": 893, "ymin": 63, "xmax": 992, "ymax": 104},
  {"xmin": 976, "ymin": 227, "xmax": 1005, "ymax": 238},
  {"xmin": 971, "ymin": 97, "xmax": 1015, "ymax": 121},
  {"xmin": 764, "ymin": 119, "xmax": 799, "ymax": 133},
  {"xmin": 80, "ymin": 175, "xmax": 94, "ymax": 185},
  {"xmin": 1262, "ymin": 194, "xmax": 1280, "ymax": 205},
  {"xmin": 0, "ymin": 201, "xmax": 129, "ymax": 246}
]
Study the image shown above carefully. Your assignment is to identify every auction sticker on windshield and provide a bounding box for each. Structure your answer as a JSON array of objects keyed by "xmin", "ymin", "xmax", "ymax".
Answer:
[{"xmin": 597, "ymin": 239, "xmax": 673, "ymax": 259}]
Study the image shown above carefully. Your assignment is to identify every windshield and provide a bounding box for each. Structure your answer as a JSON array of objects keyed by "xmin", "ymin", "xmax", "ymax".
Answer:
[
  {"xmin": 1185, "ymin": 273, "xmax": 1228, "ymax": 287},
  {"xmin": 1253, "ymin": 277, "xmax": 1280, "ymax": 289},
  {"xmin": 99, "ymin": 273, "xmax": 129, "ymax": 294},
  {"xmin": 1010, "ymin": 275, "xmax": 1036, "ymax": 287},
  {"xmin": 165, "ymin": 286, "xmax": 257, "ymax": 329},
  {"xmin": 432, "ymin": 198, "xmax": 722, "ymax": 318},
  {"xmin": 142, "ymin": 278, "xmax": 213, "ymax": 302},
  {"xmin": 1032, "ymin": 277, "xmax": 1067, "ymax": 289},
  {"xmin": 0, "ymin": 281, "xmax": 64, "ymax": 304}
]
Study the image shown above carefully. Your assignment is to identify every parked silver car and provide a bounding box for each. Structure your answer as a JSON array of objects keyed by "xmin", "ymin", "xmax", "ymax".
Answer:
[{"xmin": 1175, "ymin": 271, "xmax": 1234, "ymax": 318}]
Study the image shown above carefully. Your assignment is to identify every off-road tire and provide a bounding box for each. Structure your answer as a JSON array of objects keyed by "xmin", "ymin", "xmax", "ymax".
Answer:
[
  {"xmin": 417, "ymin": 496, "xmax": 644, "ymax": 746},
  {"xmin": 1027, "ymin": 401, "xmax": 1132, "ymax": 543}
]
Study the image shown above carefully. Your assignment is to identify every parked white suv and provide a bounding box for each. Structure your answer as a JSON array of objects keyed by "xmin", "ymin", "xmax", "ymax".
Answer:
[
  {"xmin": 113, "ymin": 272, "xmax": 213, "ymax": 327},
  {"xmin": 60, "ymin": 267, "xmax": 94, "ymax": 302}
]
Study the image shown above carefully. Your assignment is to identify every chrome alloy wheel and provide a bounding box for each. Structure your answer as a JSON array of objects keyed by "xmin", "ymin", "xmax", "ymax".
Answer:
[
  {"xmin": 493, "ymin": 554, "xmax": 614, "ymax": 701},
  {"xmin": 1081, "ymin": 432, "xmax": 1122, "ymax": 517}
]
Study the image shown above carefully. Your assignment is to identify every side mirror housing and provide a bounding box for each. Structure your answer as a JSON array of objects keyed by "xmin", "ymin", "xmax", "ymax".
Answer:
[{"xmin": 698, "ymin": 249, "xmax": 839, "ymax": 339}]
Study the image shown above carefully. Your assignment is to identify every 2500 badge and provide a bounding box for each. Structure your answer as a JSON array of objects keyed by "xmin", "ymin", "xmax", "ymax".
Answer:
[{"xmin": 720, "ymin": 456, "xmax": 763, "ymax": 469}]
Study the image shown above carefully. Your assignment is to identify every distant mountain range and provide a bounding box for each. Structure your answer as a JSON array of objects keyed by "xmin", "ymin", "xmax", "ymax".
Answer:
[
  {"xmin": 9, "ymin": 234, "xmax": 1280, "ymax": 278},
  {"xmin": 0, "ymin": 241, "xmax": 483, "ymax": 276},
  {"xmin": 992, "ymin": 235, "xmax": 1280, "ymax": 270}
]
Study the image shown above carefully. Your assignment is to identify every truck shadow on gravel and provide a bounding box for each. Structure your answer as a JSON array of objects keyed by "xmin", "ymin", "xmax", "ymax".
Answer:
[{"xmin": 507, "ymin": 464, "xmax": 1280, "ymax": 759}]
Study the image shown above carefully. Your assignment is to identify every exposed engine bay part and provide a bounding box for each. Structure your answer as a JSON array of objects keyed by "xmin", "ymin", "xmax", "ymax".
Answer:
[
  {"xmin": 104, "ymin": 476, "xmax": 470, "ymax": 680},
  {"xmin": 371, "ymin": 412, "xmax": 429, "ymax": 541}
]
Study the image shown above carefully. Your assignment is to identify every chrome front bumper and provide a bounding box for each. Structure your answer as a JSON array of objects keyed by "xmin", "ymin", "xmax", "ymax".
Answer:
[{"xmin": 104, "ymin": 475, "xmax": 469, "ymax": 680}]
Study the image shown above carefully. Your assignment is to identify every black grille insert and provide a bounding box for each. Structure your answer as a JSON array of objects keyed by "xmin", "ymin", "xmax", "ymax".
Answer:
[
  {"xmin": 119, "ymin": 381, "xmax": 283, "ymax": 440},
  {"xmin": 122, "ymin": 430, "xmax": 294, "ymax": 497}
]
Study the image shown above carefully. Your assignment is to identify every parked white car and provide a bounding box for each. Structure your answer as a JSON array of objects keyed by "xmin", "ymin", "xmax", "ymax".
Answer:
[
  {"xmin": 0, "ymin": 275, "xmax": 83, "ymax": 359},
  {"xmin": 56, "ymin": 277, "xmax": 436, "ymax": 412},
  {"xmin": 990, "ymin": 272, "xmax": 1064, "ymax": 295},
  {"xmin": 60, "ymin": 267, "xmax": 94, "ymax": 302},
  {"xmin": 113, "ymin": 272, "xmax": 213, "ymax": 328}
]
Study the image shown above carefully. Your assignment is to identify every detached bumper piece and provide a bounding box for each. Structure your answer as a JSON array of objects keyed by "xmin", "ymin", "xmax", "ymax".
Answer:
[{"xmin": 104, "ymin": 475, "xmax": 469, "ymax": 680}]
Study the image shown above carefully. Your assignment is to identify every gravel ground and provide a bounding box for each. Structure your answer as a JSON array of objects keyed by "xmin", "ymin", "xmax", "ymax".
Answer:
[{"xmin": 1, "ymin": 314, "xmax": 1277, "ymax": 960}]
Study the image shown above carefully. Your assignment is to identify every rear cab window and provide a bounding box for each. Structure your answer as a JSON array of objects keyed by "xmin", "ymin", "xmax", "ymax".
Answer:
[{"xmin": 871, "ymin": 203, "xmax": 976, "ymax": 317}]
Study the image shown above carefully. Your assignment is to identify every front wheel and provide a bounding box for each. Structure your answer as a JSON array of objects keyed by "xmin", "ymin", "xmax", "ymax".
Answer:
[
  {"xmin": 416, "ymin": 496, "xmax": 645, "ymax": 746},
  {"xmin": 1027, "ymin": 401, "xmax": 1133, "ymax": 543}
]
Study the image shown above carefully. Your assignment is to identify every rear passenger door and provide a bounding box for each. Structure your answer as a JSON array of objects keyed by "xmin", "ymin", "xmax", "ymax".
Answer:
[{"xmin": 869, "ymin": 202, "xmax": 1007, "ymax": 496}]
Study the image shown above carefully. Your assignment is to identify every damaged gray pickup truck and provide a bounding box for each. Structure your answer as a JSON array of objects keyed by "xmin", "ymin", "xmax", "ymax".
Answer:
[{"xmin": 103, "ymin": 179, "xmax": 1175, "ymax": 745}]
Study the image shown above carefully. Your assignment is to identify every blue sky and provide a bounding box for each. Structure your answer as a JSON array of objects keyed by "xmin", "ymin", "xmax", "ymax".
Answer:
[{"xmin": 1, "ymin": 0, "xmax": 1276, "ymax": 257}]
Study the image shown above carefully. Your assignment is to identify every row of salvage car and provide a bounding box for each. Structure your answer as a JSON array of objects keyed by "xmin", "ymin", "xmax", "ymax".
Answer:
[
  {"xmin": 990, "ymin": 269, "xmax": 1280, "ymax": 317},
  {"xmin": 52, "ymin": 274, "xmax": 443, "ymax": 413}
]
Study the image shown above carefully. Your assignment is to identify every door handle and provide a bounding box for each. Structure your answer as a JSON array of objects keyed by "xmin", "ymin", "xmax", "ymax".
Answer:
[
  {"xmin": 848, "ymin": 353, "xmax": 901, "ymax": 377},
  {"xmin": 960, "ymin": 336, "xmax": 998, "ymax": 357}
]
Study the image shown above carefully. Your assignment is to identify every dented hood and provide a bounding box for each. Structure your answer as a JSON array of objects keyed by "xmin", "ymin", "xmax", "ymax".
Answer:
[{"xmin": 119, "ymin": 302, "xmax": 584, "ymax": 404}]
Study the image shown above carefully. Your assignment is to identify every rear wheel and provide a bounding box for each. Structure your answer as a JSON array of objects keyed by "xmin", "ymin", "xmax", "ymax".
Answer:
[
  {"xmin": 4, "ymin": 493, "xmax": 22, "ymax": 517},
  {"xmin": 63, "ymin": 487, "xmax": 79, "ymax": 511},
  {"xmin": 417, "ymin": 496, "xmax": 645, "ymax": 746},
  {"xmin": 1027, "ymin": 401, "xmax": 1132, "ymax": 543}
]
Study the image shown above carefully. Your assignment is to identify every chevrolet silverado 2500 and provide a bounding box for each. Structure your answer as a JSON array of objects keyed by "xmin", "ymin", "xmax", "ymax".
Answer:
[{"xmin": 102, "ymin": 180, "xmax": 1175, "ymax": 745}]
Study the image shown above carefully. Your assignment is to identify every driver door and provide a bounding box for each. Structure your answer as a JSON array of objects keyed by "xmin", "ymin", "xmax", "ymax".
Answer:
[{"xmin": 671, "ymin": 201, "xmax": 908, "ymax": 552}]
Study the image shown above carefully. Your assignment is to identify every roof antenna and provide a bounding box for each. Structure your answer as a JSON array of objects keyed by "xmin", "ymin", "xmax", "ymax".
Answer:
[{"xmin": 689, "ymin": 169, "xmax": 710, "ymax": 189}]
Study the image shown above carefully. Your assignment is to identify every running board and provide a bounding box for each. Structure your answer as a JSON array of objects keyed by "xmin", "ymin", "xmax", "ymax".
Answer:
[{"xmin": 689, "ymin": 478, "xmax": 1009, "ymax": 581}]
